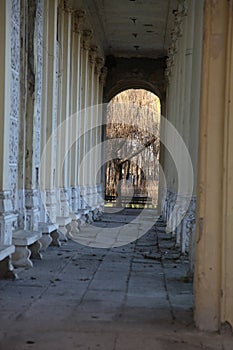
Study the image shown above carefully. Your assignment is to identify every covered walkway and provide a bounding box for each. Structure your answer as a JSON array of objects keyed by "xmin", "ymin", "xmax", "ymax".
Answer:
[
  {"xmin": 0, "ymin": 210, "xmax": 231, "ymax": 349},
  {"xmin": 1, "ymin": 0, "xmax": 233, "ymax": 335}
]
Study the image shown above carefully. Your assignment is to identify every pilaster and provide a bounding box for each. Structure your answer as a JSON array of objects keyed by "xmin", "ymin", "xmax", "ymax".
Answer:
[
  {"xmin": 0, "ymin": 0, "xmax": 17, "ymax": 278},
  {"xmin": 0, "ymin": 0, "xmax": 12, "ymax": 189},
  {"xmin": 18, "ymin": 0, "xmax": 43, "ymax": 231},
  {"xmin": 0, "ymin": 191, "xmax": 17, "ymax": 245},
  {"xmin": 0, "ymin": 1, "xmax": 17, "ymax": 244}
]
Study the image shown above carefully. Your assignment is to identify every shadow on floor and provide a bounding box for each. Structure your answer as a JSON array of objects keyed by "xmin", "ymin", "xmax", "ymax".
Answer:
[{"xmin": 0, "ymin": 209, "xmax": 232, "ymax": 349}]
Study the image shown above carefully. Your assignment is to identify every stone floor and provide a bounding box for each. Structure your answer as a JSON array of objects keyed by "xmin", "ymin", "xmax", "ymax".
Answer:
[{"xmin": 0, "ymin": 209, "xmax": 232, "ymax": 350}]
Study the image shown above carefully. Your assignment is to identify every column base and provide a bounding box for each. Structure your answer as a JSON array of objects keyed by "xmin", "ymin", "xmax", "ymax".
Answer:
[
  {"xmin": 92, "ymin": 207, "xmax": 101, "ymax": 221},
  {"xmin": 67, "ymin": 213, "xmax": 82, "ymax": 240},
  {"xmin": 161, "ymin": 189, "xmax": 196, "ymax": 271},
  {"xmin": 0, "ymin": 213, "xmax": 18, "ymax": 244},
  {"xmin": 85, "ymin": 210, "xmax": 94, "ymax": 224},
  {"xmin": 71, "ymin": 187, "xmax": 78, "ymax": 213},
  {"xmin": 25, "ymin": 189, "xmax": 40, "ymax": 231},
  {"xmin": 56, "ymin": 188, "xmax": 70, "ymax": 217},
  {"xmin": 43, "ymin": 190, "xmax": 57, "ymax": 224}
]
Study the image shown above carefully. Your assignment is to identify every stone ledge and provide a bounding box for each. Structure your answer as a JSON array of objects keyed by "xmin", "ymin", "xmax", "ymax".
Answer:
[
  {"xmin": 38, "ymin": 222, "xmax": 58, "ymax": 234},
  {"xmin": 38, "ymin": 223, "xmax": 58, "ymax": 250},
  {"xmin": 12, "ymin": 230, "xmax": 43, "ymax": 268},
  {"xmin": 70, "ymin": 212, "xmax": 82, "ymax": 220},
  {"xmin": 56, "ymin": 216, "xmax": 72, "ymax": 226},
  {"xmin": 75, "ymin": 212, "xmax": 82, "ymax": 219},
  {"xmin": 56, "ymin": 216, "xmax": 72, "ymax": 241},
  {"xmin": 0, "ymin": 245, "xmax": 17, "ymax": 280},
  {"xmin": 78, "ymin": 209, "xmax": 90, "ymax": 215},
  {"xmin": 0, "ymin": 245, "xmax": 15, "ymax": 261},
  {"xmin": 12, "ymin": 230, "xmax": 42, "ymax": 246}
]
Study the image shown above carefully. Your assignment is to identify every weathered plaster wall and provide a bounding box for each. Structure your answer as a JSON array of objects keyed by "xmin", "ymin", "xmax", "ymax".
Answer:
[{"xmin": 103, "ymin": 57, "xmax": 166, "ymax": 103}]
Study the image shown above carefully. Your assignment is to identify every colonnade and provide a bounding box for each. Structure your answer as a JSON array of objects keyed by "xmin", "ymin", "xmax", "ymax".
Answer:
[
  {"xmin": 160, "ymin": 0, "xmax": 203, "ymax": 275},
  {"xmin": 0, "ymin": 0, "xmax": 106, "ymax": 274},
  {"xmin": 1, "ymin": 0, "xmax": 233, "ymax": 333},
  {"xmin": 162, "ymin": 0, "xmax": 233, "ymax": 331},
  {"xmin": 194, "ymin": 0, "xmax": 233, "ymax": 331}
]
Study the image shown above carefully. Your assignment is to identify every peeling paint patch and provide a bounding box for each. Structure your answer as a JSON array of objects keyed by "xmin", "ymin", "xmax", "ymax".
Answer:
[
  {"xmin": 197, "ymin": 217, "xmax": 204, "ymax": 243},
  {"xmin": 211, "ymin": 34, "xmax": 224, "ymax": 59},
  {"xmin": 210, "ymin": 0, "xmax": 218, "ymax": 6}
]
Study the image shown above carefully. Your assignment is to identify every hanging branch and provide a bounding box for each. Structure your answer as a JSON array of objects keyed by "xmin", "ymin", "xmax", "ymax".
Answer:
[
  {"xmin": 120, "ymin": 136, "xmax": 157, "ymax": 165},
  {"xmin": 105, "ymin": 89, "xmax": 161, "ymax": 203}
]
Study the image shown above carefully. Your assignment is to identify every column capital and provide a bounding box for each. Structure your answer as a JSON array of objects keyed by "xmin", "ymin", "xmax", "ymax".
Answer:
[
  {"xmin": 59, "ymin": 0, "xmax": 73, "ymax": 13},
  {"xmin": 100, "ymin": 67, "xmax": 108, "ymax": 86},
  {"xmin": 73, "ymin": 10, "xmax": 86, "ymax": 33},
  {"xmin": 172, "ymin": 2, "xmax": 187, "ymax": 38},
  {"xmin": 82, "ymin": 29, "xmax": 93, "ymax": 50},
  {"xmin": 165, "ymin": 45, "xmax": 176, "ymax": 80},
  {"xmin": 166, "ymin": 0, "xmax": 188, "ymax": 68},
  {"xmin": 95, "ymin": 57, "xmax": 105, "ymax": 75},
  {"xmin": 89, "ymin": 45, "xmax": 99, "ymax": 64},
  {"xmin": 165, "ymin": 58, "xmax": 172, "ymax": 83}
]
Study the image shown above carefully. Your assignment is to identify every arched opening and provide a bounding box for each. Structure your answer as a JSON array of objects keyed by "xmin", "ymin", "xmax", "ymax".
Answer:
[
  {"xmin": 104, "ymin": 88, "xmax": 161, "ymax": 209},
  {"xmin": 105, "ymin": 78, "xmax": 164, "ymax": 104}
]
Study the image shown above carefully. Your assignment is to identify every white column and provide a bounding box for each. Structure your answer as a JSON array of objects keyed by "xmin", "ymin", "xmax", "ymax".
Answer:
[
  {"xmin": 177, "ymin": 0, "xmax": 195, "ymax": 256},
  {"xmin": 186, "ymin": 0, "xmax": 203, "ymax": 274},
  {"xmin": 66, "ymin": 10, "xmax": 86, "ymax": 235},
  {"xmin": 56, "ymin": 1, "xmax": 72, "ymax": 218},
  {"xmin": 23, "ymin": 1, "xmax": 42, "ymax": 232},
  {"xmin": 0, "ymin": 0, "xmax": 17, "ymax": 246},
  {"xmin": 69, "ymin": 11, "xmax": 85, "ymax": 213},
  {"xmin": 54, "ymin": 0, "xmax": 73, "ymax": 239},
  {"xmin": 88, "ymin": 56, "xmax": 104, "ymax": 210},
  {"xmin": 78, "ymin": 39, "xmax": 86, "ymax": 188},
  {"xmin": 189, "ymin": 0, "xmax": 203, "ymax": 191},
  {"xmin": 178, "ymin": 4, "xmax": 188, "ymax": 142},
  {"xmin": 182, "ymin": 0, "xmax": 194, "ymax": 147},
  {"xmin": 194, "ymin": 0, "xmax": 230, "ymax": 331},
  {"xmin": 0, "ymin": 0, "xmax": 18, "ymax": 278},
  {"xmin": 98, "ymin": 67, "xmax": 107, "ymax": 202},
  {"xmin": 40, "ymin": 0, "xmax": 58, "ymax": 225},
  {"xmin": 94, "ymin": 57, "xmax": 104, "ymax": 205},
  {"xmin": 88, "ymin": 46, "xmax": 98, "ymax": 194},
  {"xmin": 79, "ymin": 30, "xmax": 92, "ymax": 210}
]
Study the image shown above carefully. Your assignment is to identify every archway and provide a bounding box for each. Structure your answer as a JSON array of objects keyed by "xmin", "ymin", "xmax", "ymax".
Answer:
[
  {"xmin": 104, "ymin": 88, "xmax": 161, "ymax": 209},
  {"xmin": 103, "ymin": 57, "xmax": 166, "ymax": 105}
]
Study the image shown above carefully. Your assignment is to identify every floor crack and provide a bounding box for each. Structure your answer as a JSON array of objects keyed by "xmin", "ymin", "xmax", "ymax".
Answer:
[{"xmin": 156, "ymin": 231, "xmax": 176, "ymax": 323}]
